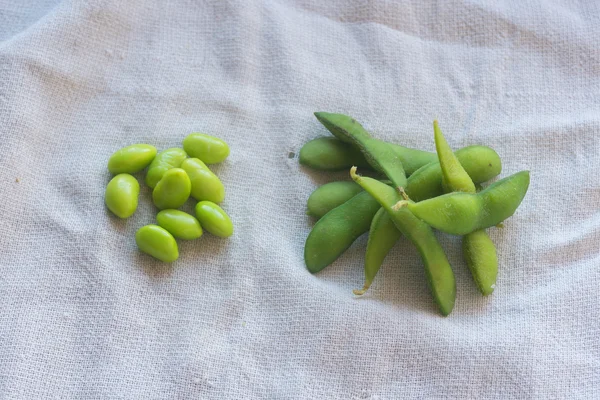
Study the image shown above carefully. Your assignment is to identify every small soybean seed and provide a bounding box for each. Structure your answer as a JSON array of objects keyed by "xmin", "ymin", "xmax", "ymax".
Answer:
[
  {"xmin": 195, "ymin": 201, "xmax": 233, "ymax": 238},
  {"xmin": 182, "ymin": 133, "xmax": 230, "ymax": 164},
  {"xmin": 108, "ymin": 144, "xmax": 157, "ymax": 174},
  {"xmin": 135, "ymin": 225, "xmax": 178, "ymax": 262},
  {"xmin": 180, "ymin": 158, "xmax": 225, "ymax": 203},
  {"xmin": 145, "ymin": 148, "xmax": 187, "ymax": 189},
  {"xmin": 152, "ymin": 168, "xmax": 191, "ymax": 210},
  {"xmin": 156, "ymin": 209, "xmax": 203, "ymax": 240},
  {"xmin": 105, "ymin": 173, "xmax": 139, "ymax": 218}
]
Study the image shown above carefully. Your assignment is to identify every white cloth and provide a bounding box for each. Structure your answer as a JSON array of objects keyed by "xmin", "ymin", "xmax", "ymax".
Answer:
[{"xmin": 1, "ymin": 0, "xmax": 598, "ymax": 398}]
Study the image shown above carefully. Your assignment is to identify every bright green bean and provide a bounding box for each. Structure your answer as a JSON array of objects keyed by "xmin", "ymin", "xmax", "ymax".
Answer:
[
  {"xmin": 306, "ymin": 181, "xmax": 362, "ymax": 219},
  {"xmin": 304, "ymin": 191, "xmax": 381, "ymax": 273},
  {"xmin": 156, "ymin": 209, "xmax": 203, "ymax": 240},
  {"xmin": 108, "ymin": 144, "xmax": 157, "ymax": 174},
  {"xmin": 314, "ymin": 112, "xmax": 407, "ymax": 188},
  {"xmin": 354, "ymin": 208, "xmax": 402, "ymax": 295},
  {"xmin": 152, "ymin": 168, "xmax": 191, "ymax": 210},
  {"xmin": 183, "ymin": 133, "xmax": 230, "ymax": 164},
  {"xmin": 135, "ymin": 225, "xmax": 179, "ymax": 262},
  {"xmin": 180, "ymin": 158, "xmax": 225, "ymax": 203},
  {"xmin": 351, "ymin": 167, "xmax": 455, "ymax": 316},
  {"xmin": 145, "ymin": 148, "xmax": 187, "ymax": 189},
  {"xmin": 105, "ymin": 174, "xmax": 139, "ymax": 218},
  {"xmin": 195, "ymin": 201, "xmax": 233, "ymax": 238},
  {"xmin": 407, "ymin": 171, "xmax": 530, "ymax": 235},
  {"xmin": 434, "ymin": 121, "xmax": 498, "ymax": 295}
]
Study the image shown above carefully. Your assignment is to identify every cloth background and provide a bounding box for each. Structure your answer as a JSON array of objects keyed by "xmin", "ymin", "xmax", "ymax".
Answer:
[{"xmin": 0, "ymin": 0, "xmax": 599, "ymax": 398}]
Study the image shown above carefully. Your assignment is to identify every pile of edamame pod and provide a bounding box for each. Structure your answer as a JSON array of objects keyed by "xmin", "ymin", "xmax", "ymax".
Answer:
[
  {"xmin": 105, "ymin": 133, "xmax": 233, "ymax": 262},
  {"xmin": 300, "ymin": 112, "xmax": 530, "ymax": 316}
]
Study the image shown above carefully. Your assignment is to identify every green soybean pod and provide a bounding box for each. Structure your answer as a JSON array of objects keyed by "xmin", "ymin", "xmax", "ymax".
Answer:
[
  {"xmin": 354, "ymin": 208, "xmax": 402, "ymax": 295},
  {"xmin": 135, "ymin": 225, "xmax": 179, "ymax": 262},
  {"xmin": 299, "ymin": 137, "xmax": 371, "ymax": 171},
  {"xmin": 434, "ymin": 120, "xmax": 497, "ymax": 296},
  {"xmin": 108, "ymin": 144, "xmax": 157, "ymax": 174},
  {"xmin": 306, "ymin": 181, "xmax": 362, "ymax": 219},
  {"xmin": 314, "ymin": 112, "xmax": 407, "ymax": 189},
  {"xmin": 156, "ymin": 209, "xmax": 203, "ymax": 240},
  {"xmin": 183, "ymin": 133, "xmax": 230, "ymax": 164},
  {"xmin": 145, "ymin": 148, "xmax": 187, "ymax": 189},
  {"xmin": 180, "ymin": 158, "xmax": 225, "ymax": 203},
  {"xmin": 195, "ymin": 201, "xmax": 233, "ymax": 238},
  {"xmin": 406, "ymin": 145, "xmax": 502, "ymax": 202},
  {"xmin": 105, "ymin": 173, "xmax": 139, "ymax": 218},
  {"xmin": 407, "ymin": 171, "xmax": 531, "ymax": 235},
  {"xmin": 152, "ymin": 168, "xmax": 191, "ymax": 210},
  {"xmin": 351, "ymin": 167, "xmax": 455, "ymax": 316},
  {"xmin": 305, "ymin": 191, "xmax": 381, "ymax": 273}
]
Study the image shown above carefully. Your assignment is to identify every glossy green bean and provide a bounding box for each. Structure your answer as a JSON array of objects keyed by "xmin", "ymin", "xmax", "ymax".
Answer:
[
  {"xmin": 304, "ymin": 191, "xmax": 381, "ymax": 273},
  {"xmin": 183, "ymin": 133, "xmax": 230, "ymax": 164},
  {"xmin": 354, "ymin": 208, "xmax": 402, "ymax": 295},
  {"xmin": 180, "ymin": 158, "xmax": 225, "ymax": 204},
  {"xmin": 195, "ymin": 201, "xmax": 234, "ymax": 238},
  {"xmin": 105, "ymin": 174, "xmax": 139, "ymax": 218},
  {"xmin": 135, "ymin": 225, "xmax": 179, "ymax": 262},
  {"xmin": 407, "ymin": 171, "xmax": 530, "ymax": 235},
  {"xmin": 434, "ymin": 121, "xmax": 497, "ymax": 295},
  {"xmin": 351, "ymin": 167, "xmax": 455, "ymax": 316},
  {"xmin": 306, "ymin": 181, "xmax": 362, "ymax": 219},
  {"xmin": 108, "ymin": 144, "xmax": 157, "ymax": 174},
  {"xmin": 156, "ymin": 209, "xmax": 203, "ymax": 240},
  {"xmin": 314, "ymin": 112, "xmax": 407, "ymax": 188},
  {"xmin": 152, "ymin": 168, "xmax": 191, "ymax": 210}
]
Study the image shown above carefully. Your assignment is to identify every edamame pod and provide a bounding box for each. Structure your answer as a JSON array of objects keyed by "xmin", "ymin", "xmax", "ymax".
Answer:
[
  {"xmin": 108, "ymin": 144, "xmax": 157, "ymax": 174},
  {"xmin": 299, "ymin": 137, "xmax": 370, "ymax": 171},
  {"xmin": 145, "ymin": 148, "xmax": 187, "ymax": 189},
  {"xmin": 157, "ymin": 209, "xmax": 203, "ymax": 240},
  {"xmin": 406, "ymin": 146, "xmax": 501, "ymax": 202},
  {"xmin": 195, "ymin": 201, "xmax": 233, "ymax": 238},
  {"xmin": 135, "ymin": 225, "xmax": 179, "ymax": 262},
  {"xmin": 304, "ymin": 191, "xmax": 381, "ymax": 273},
  {"xmin": 314, "ymin": 112, "xmax": 407, "ymax": 188},
  {"xmin": 183, "ymin": 133, "xmax": 230, "ymax": 164},
  {"xmin": 433, "ymin": 121, "xmax": 498, "ymax": 295},
  {"xmin": 105, "ymin": 174, "xmax": 139, "ymax": 218},
  {"xmin": 180, "ymin": 158, "xmax": 225, "ymax": 203},
  {"xmin": 152, "ymin": 168, "xmax": 191, "ymax": 210},
  {"xmin": 351, "ymin": 167, "xmax": 455, "ymax": 316},
  {"xmin": 407, "ymin": 171, "xmax": 530, "ymax": 235},
  {"xmin": 354, "ymin": 208, "xmax": 402, "ymax": 295},
  {"xmin": 306, "ymin": 181, "xmax": 362, "ymax": 219}
]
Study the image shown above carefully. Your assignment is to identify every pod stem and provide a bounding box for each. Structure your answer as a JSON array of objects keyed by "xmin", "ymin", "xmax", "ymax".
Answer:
[
  {"xmin": 353, "ymin": 281, "xmax": 372, "ymax": 296},
  {"xmin": 392, "ymin": 200, "xmax": 409, "ymax": 211}
]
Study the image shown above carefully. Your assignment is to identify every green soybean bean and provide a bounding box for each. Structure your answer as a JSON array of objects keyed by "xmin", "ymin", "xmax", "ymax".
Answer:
[
  {"xmin": 108, "ymin": 144, "xmax": 157, "ymax": 174},
  {"xmin": 434, "ymin": 121, "xmax": 497, "ymax": 295},
  {"xmin": 299, "ymin": 137, "xmax": 370, "ymax": 171},
  {"xmin": 195, "ymin": 201, "xmax": 233, "ymax": 238},
  {"xmin": 183, "ymin": 133, "xmax": 230, "ymax": 164},
  {"xmin": 305, "ymin": 191, "xmax": 381, "ymax": 273},
  {"xmin": 306, "ymin": 181, "xmax": 362, "ymax": 219},
  {"xmin": 135, "ymin": 224, "xmax": 178, "ymax": 262},
  {"xmin": 407, "ymin": 170, "xmax": 530, "ymax": 235},
  {"xmin": 314, "ymin": 112, "xmax": 407, "ymax": 188},
  {"xmin": 180, "ymin": 158, "xmax": 225, "ymax": 203},
  {"xmin": 156, "ymin": 209, "xmax": 203, "ymax": 240},
  {"xmin": 152, "ymin": 168, "xmax": 191, "ymax": 210},
  {"xmin": 105, "ymin": 173, "xmax": 139, "ymax": 218},
  {"xmin": 145, "ymin": 148, "xmax": 187, "ymax": 189},
  {"xmin": 407, "ymin": 145, "xmax": 501, "ymax": 202},
  {"xmin": 354, "ymin": 208, "xmax": 402, "ymax": 295},
  {"xmin": 351, "ymin": 167, "xmax": 455, "ymax": 316}
]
